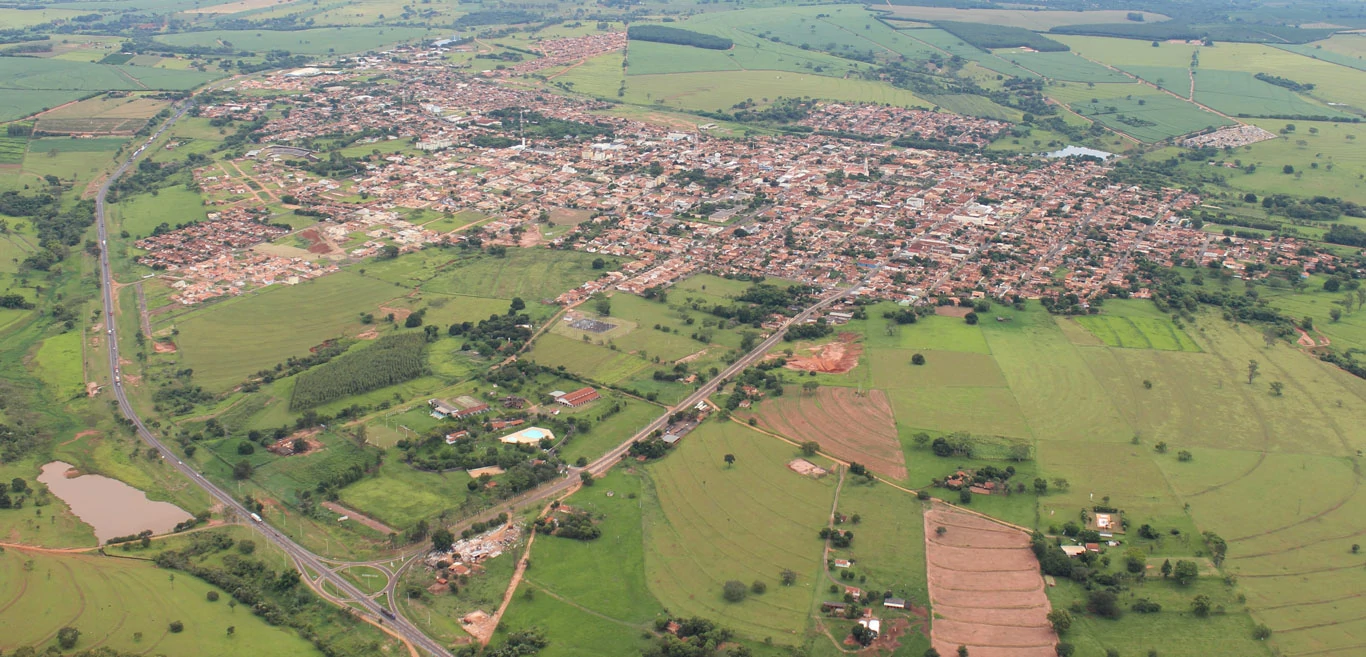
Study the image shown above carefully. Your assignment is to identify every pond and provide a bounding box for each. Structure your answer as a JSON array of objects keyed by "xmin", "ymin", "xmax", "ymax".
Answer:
[
  {"xmin": 37, "ymin": 461, "xmax": 193, "ymax": 544},
  {"xmin": 1043, "ymin": 145, "xmax": 1114, "ymax": 160}
]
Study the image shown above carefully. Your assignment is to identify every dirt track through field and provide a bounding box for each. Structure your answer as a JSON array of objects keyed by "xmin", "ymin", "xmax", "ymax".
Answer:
[
  {"xmin": 747, "ymin": 387, "xmax": 906, "ymax": 479},
  {"xmin": 924, "ymin": 504, "xmax": 1055, "ymax": 657}
]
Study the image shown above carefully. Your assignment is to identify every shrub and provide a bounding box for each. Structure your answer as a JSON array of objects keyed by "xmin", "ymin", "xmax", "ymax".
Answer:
[
  {"xmin": 168, "ymin": 621, "xmax": 184, "ymax": 633},
  {"xmin": 722, "ymin": 580, "xmax": 747, "ymax": 602},
  {"xmin": 206, "ymin": 590, "xmax": 220, "ymax": 602}
]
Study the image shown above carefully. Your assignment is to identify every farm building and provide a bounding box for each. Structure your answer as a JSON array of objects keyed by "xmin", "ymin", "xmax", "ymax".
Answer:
[
  {"xmin": 490, "ymin": 418, "xmax": 525, "ymax": 431},
  {"xmin": 499, "ymin": 426, "xmax": 555, "ymax": 445},
  {"xmin": 553, "ymin": 387, "xmax": 600, "ymax": 407},
  {"xmin": 431, "ymin": 396, "xmax": 491, "ymax": 419},
  {"xmin": 1060, "ymin": 545, "xmax": 1087, "ymax": 558},
  {"xmin": 883, "ymin": 598, "xmax": 907, "ymax": 609},
  {"xmin": 444, "ymin": 430, "xmax": 470, "ymax": 444}
]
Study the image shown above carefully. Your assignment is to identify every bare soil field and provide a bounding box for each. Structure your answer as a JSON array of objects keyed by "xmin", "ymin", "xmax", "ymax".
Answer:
[
  {"xmin": 924, "ymin": 504, "xmax": 1055, "ymax": 657},
  {"xmin": 934, "ymin": 305, "xmax": 973, "ymax": 318},
  {"xmin": 786, "ymin": 333, "xmax": 862, "ymax": 373},
  {"xmin": 745, "ymin": 387, "xmax": 906, "ymax": 479}
]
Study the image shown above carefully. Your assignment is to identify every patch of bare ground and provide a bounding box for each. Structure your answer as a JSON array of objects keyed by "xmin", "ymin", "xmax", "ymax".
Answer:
[
  {"xmin": 153, "ymin": 340, "xmax": 177, "ymax": 353},
  {"xmin": 321, "ymin": 501, "xmax": 396, "ymax": 535},
  {"xmin": 786, "ymin": 333, "xmax": 863, "ymax": 374},
  {"xmin": 924, "ymin": 504, "xmax": 1055, "ymax": 657},
  {"xmin": 746, "ymin": 387, "xmax": 906, "ymax": 479},
  {"xmin": 934, "ymin": 305, "xmax": 972, "ymax": 318}
]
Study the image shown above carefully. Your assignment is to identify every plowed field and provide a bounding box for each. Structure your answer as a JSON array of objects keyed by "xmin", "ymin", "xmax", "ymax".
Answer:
[{"xmin": 745, "ymin": 386, "xmax": 906, "ymax": 479}]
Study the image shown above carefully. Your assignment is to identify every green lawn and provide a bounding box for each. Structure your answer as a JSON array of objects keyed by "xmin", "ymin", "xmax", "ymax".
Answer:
[{"xmin": 114, "ymin": 185, "xmax": 209, "ymax": 238}]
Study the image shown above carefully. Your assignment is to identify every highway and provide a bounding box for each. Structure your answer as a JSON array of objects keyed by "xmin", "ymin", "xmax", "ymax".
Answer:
[
  {"xmin": 95, "ymin": 104, "xmax": 863, "ymax": 654},
  {"xmin": 93, "ymin": 103, "xmax": 459, "ymax": 657}
]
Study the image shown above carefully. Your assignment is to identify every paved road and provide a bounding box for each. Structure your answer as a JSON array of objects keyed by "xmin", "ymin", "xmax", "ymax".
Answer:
[{"xmin": 93, "ymin": 104, "xmax": 457, "ymax": 657}]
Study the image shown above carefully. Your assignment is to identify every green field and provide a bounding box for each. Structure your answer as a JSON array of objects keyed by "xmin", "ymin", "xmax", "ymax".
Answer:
[
  {"xmin": 1193, "ymin": 70, "xmax": 1348, "ymax": 119},
  {"xmin": 1073, "ymin": 305, "xmax": 1201, "ymax": 352},
  {"xmin": 153, "ymin": 27, "xmax": 434, "ymax": 55},
  {"xmin": 115, "ymin": 186, "xmax": 209, "ymax": 238},
  {"xmin": 1204, "ymin": 118, "xmax": 1366, "ymax": 204},
  {"xmin": 998, "ymin": 50, "xmax": 1131, "ymax": 83},
  {"xmin": 1070, "ymin": 93, "xmax": 1233, "ymax": 142},
  {"xmin": 643, "ymin": 419, "xmax": 834, "ymax": 643},
  {"xmin": 0, "ymin": 548, "xmax": 320, "ymax": 656},
  {"xmin": 877, "ymin": 7, "xmax": 1170, "ymax": 30},
  {"xmin": 0, "ymin": 135, "xmax": 26, "ymax": 164},
  {"xmin": 171, "ymin": 271, "xmax": 402, "ymax": 392}
]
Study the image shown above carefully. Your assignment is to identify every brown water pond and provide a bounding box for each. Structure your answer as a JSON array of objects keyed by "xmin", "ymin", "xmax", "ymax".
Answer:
[{"xmin": 37, "ymin": 461, "xmax": 193, "ymax": 544}]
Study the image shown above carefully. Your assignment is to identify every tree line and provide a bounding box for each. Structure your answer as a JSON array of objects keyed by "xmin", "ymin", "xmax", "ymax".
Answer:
[
  {"xmin": 627, "ymin": 24, "xmax": 733, "ymax": 50},
  {"xmin": 290, "ymin": 332, "xmax": 428, "ymax": 410}
]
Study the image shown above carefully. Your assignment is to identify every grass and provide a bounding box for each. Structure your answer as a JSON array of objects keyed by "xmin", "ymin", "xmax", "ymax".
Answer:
[
  {"xmin": 30, "ymin": 329, "xmax": 85, "ymax": 400},
  {"xmin": 114, "ymin": 186, "xmax": 209, "ymax": 238},
  {"xmin": 877, "ymin": 7, "xmax": 1170, "ymax": 30},
  {"xmin": 1070, "ymin": 93, "xmax": 1233, "ymax": 142},
  {"xmin": 0, "ymin": 548, "xmax": 321, "ymax": 656},
  {"xmin": 555, "ymin": 396, "xmax": 658, "ymax": 466},
  {"xmin": 416, "ymin": 248, "xmax": 612, "ymax": 303},
  {"xmin": 997, "ymin": 50, "xmax": 1132, "ymax": 83},
  {"xmin": 171, "ymin": 271, "xmax": 401, "ymax": 392},
  {"xmin": 1204, "ymin": 118, "xmax": 1366, "ymax": 205},
  {"xmin": 1192, "ymin": 70, "xmax": 1348, "ymax": 119},
  {"xmin": 497, "ymin": 468, "xmax": 663, "ymax": 657},
  {"xmin": 335, "ymin": 459, "xmax": 478, "ymax": 530},
  {"xmin": 1072, "ymin": 301, "xmax": 1201, "ymax": 351},
  {"xmin": 0, "ymin": 90, "xmax": 91, "ymax": 123},
  {"xmin": 642, "ymin": 419, "xmax": 835, "ymax": 643}
]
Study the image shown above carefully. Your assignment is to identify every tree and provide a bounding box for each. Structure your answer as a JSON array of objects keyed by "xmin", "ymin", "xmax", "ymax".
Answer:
[
  {"xmin": 1124, "ymin": 547, "xmax": 1148, "ymax": 573},
  {"xmin": 227, "ymin": 626, "xmax": 236, "ymax": 637},
  {"xmin": 802, "ymin": 381, "xmax": 819, "ymax": 395},
  {"xmin": 232, "ymin": 460, "xmax": 253, "ymax": 480},
  {"xmin": 579, "ymin": 471, "xmax": 595, "ymax": 487},
  {"xmin": 1055, "ymin": 644, "xmax": 1075, "ymax": 657},
  {"xmin": 510, "ymin": 297, "xmax": 526, "ymax": 312},
  {"xmin": 207, "ymin": 590, "xmax": 220, "ymax": 602},
  {"xmin": 1331, "ymin": 307, "xmax": 1343, "ymax": 322},
  {"xmin": 958, "ymin": 646, "xmax": 970, "ymax": 657},
  {"xmin": 780, "ymin": 569, "xmax": 797, "ymax": 585},
  {"xmin": 1087, "ymin": 590, "xmax": 1121, "ymax": 618},
  {"xmin": 1269, "ymin": 381, "xmax": 1284, "ymax": 396},
  {"xmin": 1177, "ymin": 450, "xmax": 1193, "ymax": 461},
  {"xmin": 1047, "ymin": 609, "xmax": 1073, "ymax": 634},
  {"xmin": 1190, "ymin": 594, "xmax": 1212, "ymax": 617},
  {"xmin": 591, "ymin": 258, "xmax": 606, "ymax": 270},
  {"xmin": 1160, "ymin": 558, "xmax": 1172, "ymax": 579},
  {"xmin": 1173, "ymin": 559, "xmax": 1199, "ymax": 585},
  {"xmin": 800, "ymin": 441, "xmax": 819, "ymax": 457},
  {"xmin": 1253, "ymin": 624, "xmax": 1272, "ymax": 640},
  {"xmin": 1154, "ymin": 441, "xmax": 1168, "ymax": 454},
  {"xmin": 751, "ymin": 580, "xmax": 767, "ymax": 594},
  {"xmin": 911, "ymin": 353, "xmax": 926, "ymax": 366},
  {"xmin": 169, "ymin": 621, "xmax": 185, "ymax": 633},
  {"xmin": 1247, "ymin": 359, "xmax": 1260, "ymax": 385},
  {"xmin": 964, "ymin": 312, "xmax": 979, "ymax": 325},
  {"xmin": 1283, "ymin": 164, "xmax": 1295, "ymax": 174},
  {"xmin": 724, "ymin": 454, "xmax": 736, "ymax": 467},
  {"xmin": 431, "ymin": 528, "xmax": 454, "ymax": 553},
  {"xmin": 925, "ymin": 650, "xmax": 941, "ymax": 657},
  {"xmin": 57, "ymin": 626, "xmax": 80, "ymax": 650},
  {"xmin": 723, "ymin": 580, "xmax": 747, "ymax": 602},
  {"xmin": 593, "ymin": 295, "xmax": 612, "ymax": 317},
  {"xmin": 1033, "ymin": 478, "xmax": 1048, "ymax": 495},
  {"xmin": 851, "ymin": 624, "xmax": 877, "ymax": 646}
]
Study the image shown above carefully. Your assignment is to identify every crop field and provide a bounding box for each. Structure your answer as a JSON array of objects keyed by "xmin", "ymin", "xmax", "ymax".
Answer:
[
  {"xmin": 626, "ymin": 34, "xmax": 856, "ymax": 77},
  {"xmin": 899, "ymin": 28, "xmax": 1034, "ymax": 78},
  {"xmin": 0, "ymin": 90, "xmax": 90, "ymax": 123},
  {"xmin": 997, "ymin": 50, "xmax": 1131, "ymax": 83},
  {"xmin": 0, "ymin": 548, "xmax": 319, "ymax": 656},
  {"xmin": 919, "ymin": 93, "xmax": 1020, "ymax": 120},
  {"xmin": 1193, "ymin": 70, "xmax": 1348, "ymax": 119},
  {"xmin": 1070, "ymin": 93, "xmax": 1232, "ymax": 142},
  {"xmin": 876, "ymin": 7, "xmax": 1169, "ymax": 30},
  {"xmin": 170, "ymin": 271, "xmax": 401, "ymax": 392},
  {"xmin": 499, "ymin": 469, "xmax": 662, "ymax": 657},
  {"xmin": 0, "ymin": 135, "xmax": 26, "ymax": 164},
  {"xmin": 152, "ymin": 27, "xmax": 434, "ymax": 55},
  {"xmin": 1114, "ymin": 65, "xmax": 1191, "ymax": 95},
  {"xmin": 527, "ymin": 333, "xmax": 649, "ymax": 384},
  {"xmin": 623, "ymin": 69, "xmax": 932, "ymax": 112},
  {"xmin": 1072, "ymin": 308, "xmax": 1201, "ymax": 351},
  {"xmin": 1055, "ymin": 35, "xmax": 1201, "ymax": 68},
  {"xmin": 1276, "ymin": 34, "xmax": 1366, "ymax": 71},
  {"xmin": 1197, "ymin": 43, "xmax": 1366, "ymax": 114},
  {"xmin": 643, "ymin": 419, "xmax": 834, "ymax": 643},
  {"xmin": 743, "ymin": 387, "xmax": 906, "ymax": 479}
]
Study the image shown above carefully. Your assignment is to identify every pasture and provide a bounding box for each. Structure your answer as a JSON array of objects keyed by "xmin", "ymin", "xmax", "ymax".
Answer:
[
  {"xmin": 114, "ymin": 186, "xmax": 208, "ymax": 238},
  {"xmin": 1069, "ymin": 93, "xmax": 1232, "ymax": 142},
  {"xmin": 0, "ymin": 548, "xmax": 320, "ymax": 656},
  {"xmin": 996, "ymin": 50, "xmax": 1131, "ymax": 83},
  {"xmin": 643, "ymin": 419, "xmax": 834, "ymax": 643},
  {"xmin": 1072, "ymin": 303, "xmax": 1201, "ymax": 351},
  {"xmin": 1209, "ymin": 118, "xmax": 1366, "ymax": 205},
  {"xmin": 418, "ymin": 248, "xmax": 610, "ymax": 303},
  {"xmin": 170, "ymin": 271, "xmax": 401, "ymax": 392},
  {"xmin": 499, "ymin": 469, "xmax": 662, "ymax": 657},
  {"xmin": 875, "ymin": 7, "xmax": 1170, "ymax": 30}
]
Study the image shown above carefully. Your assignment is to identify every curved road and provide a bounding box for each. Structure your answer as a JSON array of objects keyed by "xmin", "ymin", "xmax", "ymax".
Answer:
[{"xmin": 95, "ymin": 103, "xmax": 863, "ymax": 653}]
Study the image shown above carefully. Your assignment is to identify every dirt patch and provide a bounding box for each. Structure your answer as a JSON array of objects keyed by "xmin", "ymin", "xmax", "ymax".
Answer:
[
  {"xmin": 356, "ymin": 329, "xmax": 379, "ymax": 340},
  {"xmin": 675, "ymin": 348, "xmax": 709, "ymax": 365},
  {"xmin": 321, "ymin": 501, "xmax": 396, "ymax": 535},
  {"xmin": 746, "ymin": 387, "xmax": 906, "ymax": 480},
  {"xmin": 786, "ymin": 334, "xmax": 863, "ymax": 374},
  {"xmin": 460, "ymin": 610, "xmax": 497, "ymax": 643},
  {"xmin": 153, "ymin": 340, "xmax": 178, "ymax": 353},
  {"xmin": 269, "ymin": 427, "xmax": 324, "ymax": 455},
  {"xmin": 787, "ymin": 459, "xmax": 828, "ymax": 478},
  {"xmin": 924, "ymin": 504, "xmax": 1055, "ymax": 657},
  {"xmin": 378, "ymin": 305, "xmax": 412, "ymax": 322},
  {"xmin": 297, "ymin": 227, "xmax": 336, "ymax": 255},
  {"xmin": 548, "ymin": 208, "xmax": 593, "ymax": 226},
  {"xmin": 85, "ymin": 382, "xmax": 100, "ymax": 398},
  {"xmin": 934, "ymin": 305, "xmax": 973, "ymax": 318}
]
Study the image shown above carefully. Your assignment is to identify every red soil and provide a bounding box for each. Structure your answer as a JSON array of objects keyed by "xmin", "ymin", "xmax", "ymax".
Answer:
[
  {"xmin": 786, "ymin": 333, "xmax": 863, "ymax": 374},
  {"xmin": 748, "ymin": 387, "xmax": 906, "ymax": 479},
  {"xmin": 924, "ymin": 504, "xmax": 1056, "ymax": 657}
]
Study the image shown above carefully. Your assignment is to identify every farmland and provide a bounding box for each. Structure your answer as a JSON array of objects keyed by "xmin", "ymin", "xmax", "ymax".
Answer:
[
  {"xmin": 151, "ymin": 26, "xmax": 435, "ymax": 56},
  {"xmin": 1070, "ymin": 93, "xmax": 1233, "ymax": 142},
  {"xmin": 743, "ymin": 386, "xmax": 906, "ymax": 479},
  {"xmin": 0, "ymin": 547, "xmax": 320, "ymax": 656},
  {"xmin": 643, "ymin": 419, "xmax": 835, "ymax": 643},
  {"xmin": 1193, "ymin": 70, "xmax": 1348, "ymax": 119}
]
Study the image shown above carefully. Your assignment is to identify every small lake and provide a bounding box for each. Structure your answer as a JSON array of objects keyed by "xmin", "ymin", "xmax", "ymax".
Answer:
[
  {"xmin": 1043, "ymin": 145, "xmax": 1114, "ymax": 160},
  {"xmin": 38, "ymin": 461, "xmax": 193, "ymax": 543}
]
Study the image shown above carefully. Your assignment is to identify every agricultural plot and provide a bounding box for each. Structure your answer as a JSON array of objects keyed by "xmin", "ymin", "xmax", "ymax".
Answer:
[
  {"xmin": 420, "ymin": 248, "xmax": 611, "ymax": 303},
  {"xmin": 152, "ymin": 27, "xmax": 434, "ymax": 55},
  {"xmin": 1276, "ymin": 34, "xmax": 1366, "ymax": 72},
  {"xmin": 1193, "ymin": 70, "xmax": 1349, "ymax": 119},
  {"xmin": 0, "ymin": 549, "xmax": 319, "ymax": 657},
  {"xmin": 919, "ymin": 93, "xmax": 1021, "ymax": 120},
  {"xmin": 1072, "ymin": 308, "xmax": 1200, "ymax": 351},
  {"xmin": 1114, "ymin": 65, "xmax": 1191, "ymax": 96},
  {"xmin": 876, "ymin": 7, "xmax": 1170, "ymax": 31},
  {"xmin": 1209, "ymin": 118, "xmax": 1366, "ymax": 205},
  {"xmin": 643, "ymin": 420, "xmax": 834, "ymax": 643},
  {"xmin": 1197, "ymin": 42, "xmax": 1366, "ymax": 114},
  {"xmin": 743, "ymin": 387, "xmax": 906, "ymax": 479},
  {"xmin": 0, "ymin": 136, "xmax": 25, "ymax": 164},
  {"xmin": 997, "ymin": 50, "xmax": 1130, "ymax": 83},
  {"xmin": 620, "ymin": 69, "xmax": 932, "ymax": 112},
  {"xmin": 1069, "ymin": 93, "xmax": 1232, "ymax": 142},
  {"xmin": 0, "ymin": 90, "xmax": 89, "ymax": 123},
  {"xmin": 899, "ymin": 28, "xmax": 1035, "ymax": 79},
  {"xmin": 626, "ymin": 34, "xmax": 855, "ymax": 77},
  {"xmin": 171, "ymin": 271, "xmax": 400, "ymax": 392}
]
